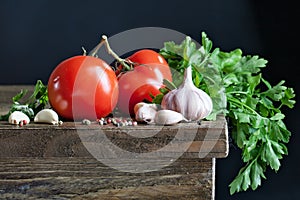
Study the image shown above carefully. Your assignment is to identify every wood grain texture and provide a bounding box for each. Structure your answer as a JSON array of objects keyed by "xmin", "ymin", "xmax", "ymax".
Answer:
[
  {"xmin": 0, "ymin": 157, "xmax": 215, "ymax": 200},
  {"xmin": 0, "ymin": 85, "xmax": 229, "ymax": 200},
  {"xmin": 0, "ymin": 118, "xmax": 228, "ymax": 159}
]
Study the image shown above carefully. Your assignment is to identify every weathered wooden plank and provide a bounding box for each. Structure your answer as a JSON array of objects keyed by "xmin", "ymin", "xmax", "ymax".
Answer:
[
  {"xmin": 0, "ymin": 157, "xmax": 215, "ymax": 200},
  {"xmin": 0, "ymin": 118, "xmax": 228, "ymax": 158}
]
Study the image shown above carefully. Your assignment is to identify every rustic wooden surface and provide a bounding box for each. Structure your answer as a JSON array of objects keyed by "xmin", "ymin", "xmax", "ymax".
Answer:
[
  {"xmin": 0, "ymin": 157, "xmax": 215, "ymax": 200},
  {"xmin": 0, "ymin": 119, "xmax": 228, "ymax": 159},
  {"xmin": 0, "ymin": 85, "xmax": 229, "ymax": 200}
]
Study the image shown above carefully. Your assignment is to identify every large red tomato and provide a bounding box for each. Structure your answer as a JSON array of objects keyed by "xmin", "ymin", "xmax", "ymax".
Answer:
[
  {"xmin": 117, "ymin": 49, "xmax": 172, "ymax": 116},
  {"xmin": 48, "ymin": 55, "xmax": 119, "ymax": 120}
]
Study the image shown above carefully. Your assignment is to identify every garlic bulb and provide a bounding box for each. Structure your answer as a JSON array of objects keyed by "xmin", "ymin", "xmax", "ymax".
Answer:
[{"xmin": 161, "ymin": 65, "xmax": 213, "ymax": 121}]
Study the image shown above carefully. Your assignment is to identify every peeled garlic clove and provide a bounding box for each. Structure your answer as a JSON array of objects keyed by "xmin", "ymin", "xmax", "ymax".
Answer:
[
  {"xmin": 8, "ymin": 111, "xmax": 30, "ymax": 125},
  {"xmin": 34, "ymin": 109, "xmax": 59, "ymax": 125},
  {"xmin": 135, "ymin": 105, "xmax": 157, "ymax": 123},
  {"xmin": 154, "ymin": 110, "xmax": 187, "ymax": 125}
]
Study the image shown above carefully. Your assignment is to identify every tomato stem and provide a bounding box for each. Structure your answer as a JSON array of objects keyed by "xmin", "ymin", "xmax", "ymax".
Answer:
[
  {"xmin": 101, "ymin": 35, "xmax": 131, "ymax": 71},
  {"xmin": 89, "ymin": 39, "xmax": 105, "ymax": 57},
  {"xmin": 81, "ymin": 47, "xmax": 87, "ymax": 56}
]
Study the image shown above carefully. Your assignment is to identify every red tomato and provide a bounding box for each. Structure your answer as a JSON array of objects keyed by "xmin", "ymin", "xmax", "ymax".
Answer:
[
  {"xmin": 47, "ymin": 55, "xmax": 119, "ymax": 120},
  {"xmin": 117, "ymin": 49, "xmax": 172, "ymax": 116}
]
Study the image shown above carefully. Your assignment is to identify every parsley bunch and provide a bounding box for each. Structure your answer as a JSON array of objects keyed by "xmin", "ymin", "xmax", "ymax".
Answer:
[{"xmin": 158, "ymin": 32, "xmax": 296, "ymax": 194}]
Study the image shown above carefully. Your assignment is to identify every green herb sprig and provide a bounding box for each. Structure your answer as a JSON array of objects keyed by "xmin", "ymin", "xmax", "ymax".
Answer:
[
  {"xmin": 156, "ymin": 32, "xmax": 296, "ymax": 194},
  {"xmin": 0, "ymin": 80, "xmax": 49, "ymax": 120}
]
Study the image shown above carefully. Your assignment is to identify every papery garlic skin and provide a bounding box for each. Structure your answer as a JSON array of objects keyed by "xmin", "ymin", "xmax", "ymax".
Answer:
[
  {"xmin": 161, "ymin": 65, "xmax": 213, "ymax": 121},
  {"xmin": 135, "ymin": 105, "xmax": 157, "ymax": 123},
  {"xmin": 133, "ymin": 102, "xmax": 158, "ymax": 115}
]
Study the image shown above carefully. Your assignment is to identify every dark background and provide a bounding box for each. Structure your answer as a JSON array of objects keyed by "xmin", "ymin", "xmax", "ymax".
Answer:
[{"xmin": 0, "ymin": 0, "xmax": 299, "ymax": 199}]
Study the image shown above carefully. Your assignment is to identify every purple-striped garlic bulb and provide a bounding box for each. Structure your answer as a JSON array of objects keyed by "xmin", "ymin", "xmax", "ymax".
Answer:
[{"xmin": 161, "ymin": 65, "xmax": 213, "ymax": 121}]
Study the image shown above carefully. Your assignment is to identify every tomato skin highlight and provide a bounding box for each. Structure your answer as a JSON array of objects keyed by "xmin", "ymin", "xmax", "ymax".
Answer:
[
  {"xmin": 116, "ymin": 49, "xmax": 172, "ymax": 116},
  {"xmin": 47, "ymin": 55, "xmax": 119, "ymax": 120}
]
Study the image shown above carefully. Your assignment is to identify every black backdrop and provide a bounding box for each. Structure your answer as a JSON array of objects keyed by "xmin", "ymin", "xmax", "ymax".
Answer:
[{"xmin": 0, "ymin": 0, "xmax": 299, "ymax": 199}]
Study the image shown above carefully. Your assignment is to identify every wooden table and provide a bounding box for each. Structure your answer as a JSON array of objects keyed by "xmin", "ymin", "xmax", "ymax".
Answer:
[{"xmin": 0, "ymin": 85, "xmax": 229, "ymax": 200}]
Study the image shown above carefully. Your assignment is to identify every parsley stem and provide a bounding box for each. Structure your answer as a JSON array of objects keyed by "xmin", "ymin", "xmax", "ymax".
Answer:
[
  {"xmin": 227, "ymin": 97, "xmax": 261, "ymax": 117},
  {"xmin": 227, "ymin": 91, "xmax": 248, "ymax": 95}
]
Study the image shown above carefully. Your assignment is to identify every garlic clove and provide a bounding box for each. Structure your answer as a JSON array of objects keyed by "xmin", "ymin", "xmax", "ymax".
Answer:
[
  {"xmin": 34, "ymin": 109, "xmax": 59, "ymax": 125},
  {"xmin": 154, "ymin": 109, "xmax": 187, "ymax": 125},
  {"xmin": 135, "ymin": 105, "xmax": 157, "ymax": 123},
  {"xmin": 133, "ymin": 102, "xmax": 147, "ymax": 114},
  {"xmin": 8, "ymin": 111, "xmax": 30, "ymax": 125},
  {"xmin": 133, "ymin": 102, "xmax": 159, "ymax": 114}
]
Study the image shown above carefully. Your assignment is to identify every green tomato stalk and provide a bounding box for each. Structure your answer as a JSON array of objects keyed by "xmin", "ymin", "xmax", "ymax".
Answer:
[{"xmin": 88, "ymin": 35, "xmax": 133, "ymax": 72}]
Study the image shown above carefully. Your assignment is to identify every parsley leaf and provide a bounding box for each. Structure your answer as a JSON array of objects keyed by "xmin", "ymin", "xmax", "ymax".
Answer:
[{"xmin": 157, "ymin": 32, "xmax": 296, "ymax": 195}]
